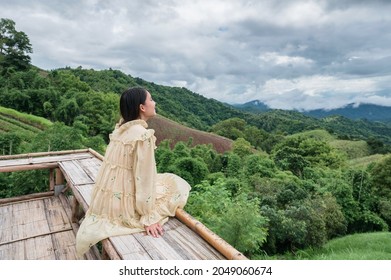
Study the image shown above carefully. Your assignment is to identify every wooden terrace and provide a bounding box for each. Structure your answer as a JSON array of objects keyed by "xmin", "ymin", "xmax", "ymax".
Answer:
[{"xmin": 0, "ymin": 149, "xmax": 247, "ymax": 260}]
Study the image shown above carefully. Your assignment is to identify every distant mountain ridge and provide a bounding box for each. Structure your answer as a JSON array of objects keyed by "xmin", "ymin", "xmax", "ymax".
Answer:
[
  {"xmin": 232, "ymin": 100, "xmax": 271, "ymax": 113},
  {"xmin": 233, "ymin": 100, "xmax": 391, "ymax": 123},
  {"xmin": 63, "ymin": 68, "xmax": 391, "ymax": 144},
  {"xmin": 303, "ymin": 103, "xmax": 391, "ymax": 122}
]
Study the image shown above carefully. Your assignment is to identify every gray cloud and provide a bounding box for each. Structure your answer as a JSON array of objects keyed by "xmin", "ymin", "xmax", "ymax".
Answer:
[{"xmin": 1, "ymin": 0, "xmax": 391, "ymax": 110}]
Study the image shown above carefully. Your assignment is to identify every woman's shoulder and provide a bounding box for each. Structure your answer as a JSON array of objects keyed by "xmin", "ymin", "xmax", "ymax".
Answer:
[{"xmin": 112, "ymin": 119, "xmax": 155, "ymax": 143}]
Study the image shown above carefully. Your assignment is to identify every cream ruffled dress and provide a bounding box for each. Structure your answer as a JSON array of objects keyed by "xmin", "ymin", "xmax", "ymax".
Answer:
[{"xmin": 76, "ymin": 119, "xmax": 191, "ymax": 256}]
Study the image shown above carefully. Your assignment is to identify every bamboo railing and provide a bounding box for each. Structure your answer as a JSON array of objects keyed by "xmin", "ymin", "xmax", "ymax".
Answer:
[
  {"xmin": 0, "ymin": 148, "xmax": 249, "ymax": 260},
  {"xmin": 175, "ymin": 208, "xmax": 248, "ymax": 260}
]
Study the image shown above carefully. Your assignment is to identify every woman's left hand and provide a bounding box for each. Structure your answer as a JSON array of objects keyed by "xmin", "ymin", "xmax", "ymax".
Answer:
[{"xmin": 144, "ymin": 223, "xmax": 164, "ymax": 238}]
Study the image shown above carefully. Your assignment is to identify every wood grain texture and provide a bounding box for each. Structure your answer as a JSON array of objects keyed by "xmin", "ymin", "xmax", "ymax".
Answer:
[{"xmin": 0, "ymin": 149, "xmax": 247, "ymax": 260}]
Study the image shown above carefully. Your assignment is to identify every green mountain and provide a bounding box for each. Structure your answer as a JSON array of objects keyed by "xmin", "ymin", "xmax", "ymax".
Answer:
[
  {"xmin": 233, "ymin": 100, "xmax": 391, "ymax": 124},
  {"xmin": 65, "ymin": 68, "xmax": 391, "ymax": 144},
  {"xmin": 65, "ymin": 67, "xmax": 250, "ymax": 131},
  {"xmin": 304, "ymin": 103, "xmax": 391, "ymax": 123},
  {"xmin": 1, "ymin": 66, "xmax": 391, "ymax": 147}
]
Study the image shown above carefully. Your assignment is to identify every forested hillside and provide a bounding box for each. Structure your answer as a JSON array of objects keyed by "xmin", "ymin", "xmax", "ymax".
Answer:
[{"xmin": 1, "ymin": 18, "xmax": 391, "ymax": 260}]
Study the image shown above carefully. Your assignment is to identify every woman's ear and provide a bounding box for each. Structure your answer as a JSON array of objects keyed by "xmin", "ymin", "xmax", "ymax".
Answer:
[{"xmin": 139, "ymin": 104, "xmax": 145, "ymax": 112}]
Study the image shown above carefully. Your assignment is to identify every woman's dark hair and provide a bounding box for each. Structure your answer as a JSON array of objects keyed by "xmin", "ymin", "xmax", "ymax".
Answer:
[{"xmin": 120, "ymin": 87, "xmax": 148, "ymax": 123}]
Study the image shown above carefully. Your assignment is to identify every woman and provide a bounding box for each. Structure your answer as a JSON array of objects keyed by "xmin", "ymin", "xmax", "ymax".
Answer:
[{"xmin": 76, "ymin": 87, "xmax": 191, "ymax": 256}]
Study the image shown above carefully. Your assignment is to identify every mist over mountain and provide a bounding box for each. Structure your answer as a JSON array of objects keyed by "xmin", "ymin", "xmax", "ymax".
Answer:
[
  {"xmin": 233, "ymin": 100, "xmax": 391, "ymax": 123},
  {"xmin": 303, "ymin": 103, "xmax": 391, "ymax": 122}
]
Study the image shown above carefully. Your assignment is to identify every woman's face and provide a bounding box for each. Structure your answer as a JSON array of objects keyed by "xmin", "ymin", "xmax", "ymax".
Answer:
[{"xmin": 140, "ymin": 91, "xmax": 156, "ymax": 121}]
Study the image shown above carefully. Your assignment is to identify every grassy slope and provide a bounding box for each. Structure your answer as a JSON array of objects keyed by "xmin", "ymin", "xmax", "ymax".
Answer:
[
  {"xmin": 0, "ymin": 106, "xmax": 52, "ymax": 131},
  {"xmin": 148, "ymin": 114, "xmax": 233, "ymax": 153},
  {"xmin": 0, "ymin": 105, "xmax": 231, "ymax": 154},
  {"xmin": 288, "ymin": 129, "xmax": 385, "ymax": 166},
  {"xmin": 0, "ymin": 106, "xmax": 53, "ymax": 155},
  {"xmin": 296, "ymin": 232, "xmax": 391, "ymax": 260}
]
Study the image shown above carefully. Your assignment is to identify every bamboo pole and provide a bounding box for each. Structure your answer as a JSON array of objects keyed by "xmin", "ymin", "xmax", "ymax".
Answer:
[
  {"xmin": 0, "ymin": 149, "xmax": 89, "ymax": 160},
  {"xmin": 0, "ymin": 191, "xmax": 54, "ymax": 205},
  {"xmin": 0, "ymin": 227, "xmax": 73, "ymax": 246},
  {"xmin": 0, "ymin": 162, "xmax": 58, "ymax": 172},
  {"xmin": 88, "ymin": 148, "xmax": 104, "ymax": 161},
  {"xmin": 175, "ymin": 208, "xmax": 248, "ymax": 260}
]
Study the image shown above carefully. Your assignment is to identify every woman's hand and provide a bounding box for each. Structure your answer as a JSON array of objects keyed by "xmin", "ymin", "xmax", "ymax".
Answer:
[{"xmin": 144, "ymin": 223, "xmax": 164, "ymax": 238}]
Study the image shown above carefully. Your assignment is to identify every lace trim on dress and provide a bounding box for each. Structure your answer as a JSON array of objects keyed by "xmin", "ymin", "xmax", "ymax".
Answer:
[
  {"xmin": 108, "ymin": 128, "xmax": 155, "ymax": 144},
  {"xmin": 116, "ymin": 118, "xmax": 148, "ymax": 130}
]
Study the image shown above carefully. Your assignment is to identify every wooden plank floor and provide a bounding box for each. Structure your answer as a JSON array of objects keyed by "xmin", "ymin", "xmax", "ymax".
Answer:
[
  {"xmin": 0, "ymin": 194, "xmax": 97, "ymax": 260},
  {"xmin": 110, "ymin": 218, "xmax": 225, "ymax": 260},
  {"xmin": 0, "ymin": 150, "xmax": 233, "ymax": 260},
  {"xmin": 59, "ymin": 155, "xmax": 226, "ymax": 260}
]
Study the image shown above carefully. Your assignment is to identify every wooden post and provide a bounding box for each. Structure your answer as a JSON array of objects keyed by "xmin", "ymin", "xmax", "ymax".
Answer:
[
  {"xmin": 102, "ymin": 240, "xmax": 121, "ymax": 260},
  {"xmin": 49, "ymin": 168, "xmax": 55, "ymax": 191},
  {"xmin": 71, "ymin": 195, "xmax": 81, "ymax": 223},
  {"xmin": 55, "ymin": 168, "xmax": 65, "ymax": 185}
]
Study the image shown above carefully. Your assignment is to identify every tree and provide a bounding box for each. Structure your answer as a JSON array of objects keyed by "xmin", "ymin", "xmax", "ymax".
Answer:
[
  {"xmin": 0, "ymin": 18, "xmax": 32, "ymax": 71},
  {"xmin": 211, "ymin": 117, "xmax": 246, "ymax": 140},
  {"xmin": 370, "ymin": 155, "xmax": 391, "ymax": 198},
  {"xmin": 232, "ymin": 137, "xmax": 253, "ymax": 158},
  {"xmin": 185, "ymin": 179, "xmax": 268, "ymax": 256},
  {"xmin": 27, "ymin": 122, "xmax": 84, "ymax": 152},
  {"xmin": 168, "ymin": 157, "xmax": 209, "ymax": 186},
  {"xmin": 370, "ymin": 155, "xmax": 391, "ymax": 228}
]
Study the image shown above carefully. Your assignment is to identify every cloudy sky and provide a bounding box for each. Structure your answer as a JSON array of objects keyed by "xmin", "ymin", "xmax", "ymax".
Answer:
[{"xmin": 1, "ymin": 0, "xmax": 391, "ymax": 110}]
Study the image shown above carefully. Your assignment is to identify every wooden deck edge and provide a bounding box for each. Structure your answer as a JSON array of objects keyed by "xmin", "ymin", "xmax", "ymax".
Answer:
[
  {"xmin": 175, "ymin": 208, "xmax": 248, "ymax": 260},
  {"xmin": 0, "ymin": 191, "xmax": 54, "ymax": 205},
  {"xmin": 0, "ymin": 162, "xmax": 59, "ymax": 172},
  {"xmin": 87, "ymin": 148, "xmax": 104, "ymax": 161},
  {"xmin": 102, "ymin": 239, "xmax": 121, "ymax": 260},
  {"xmin": 0, "ymin": 149, "xmax": 90, "ymax": 160}
]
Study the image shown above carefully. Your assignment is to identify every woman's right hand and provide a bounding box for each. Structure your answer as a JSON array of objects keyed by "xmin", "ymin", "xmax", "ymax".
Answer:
[{"xmin": 144, "ymin": 223, "xmax": 164, "ymax": 238}]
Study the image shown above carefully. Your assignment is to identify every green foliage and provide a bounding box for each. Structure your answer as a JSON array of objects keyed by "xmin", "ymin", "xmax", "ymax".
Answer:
[
  {"xmin": 272, "ymin": 136, "xmax": 344, "ymax": 177},
  {"xmin": 367, "ymin": 137, "xmax": 391, "ymax": 154},
  {"xmin": 222, "ymin": 152, "xmax": 242, "ymax": 178},
  {"xmin": 348, "ymin": 154, "xmax": 385, "ymax": 169},
  {"xmin": 232, "ymin": 137, "xmax": 253, "ymax": 158},
  {"xmin": 330, "ymin": 139, "xmax": 370, "ymax": 159},
  {"xmin": 0, "ymin": 169, "xmax": 49, "ymax": 198},
  {"xmin": 245, "ymin": 154, "xmax": 277, "ymax": 178},
  {"xmin": 168, "ymin": 157, "xmax": 209, "ymax": 186},
  {"xmin": 190, "ymin": 143, "xmax": 222, "ymax": 173},
  {"xmin": 211, "ymin": 117, "xmax": 269, "ymax": 151},
  {"xmin": 216, "ymin": 193, "xmax": 268, "ymax": 255},
  {"xmin": 370, "ymin": 155, "xmax": 391, "ymax": 197},
  {"xmin": 211, "ymin": 117, "xmax": 246, "ymax": 139},
  {"xmin": 316, "ymin": 193, "xmax": 347, "ymax": 239},
  {"xmin": 186, "ymin": 179, "xmax": 268, "ymax": 255},
  {"xmin": 0, "ymin": 132, "xmax": 23, "ymax": 155},
  {"xmin": 27, "ymin": 122, "xmax": 84, "ymax": 152},
  {"xmin": 0, "ymin": 18, "xmax": 32, "ymax": 71}
]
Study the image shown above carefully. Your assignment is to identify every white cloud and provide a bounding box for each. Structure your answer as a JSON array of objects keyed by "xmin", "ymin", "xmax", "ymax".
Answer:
[
  {"xmin": 258, "ymin": 75, "xmax": 390, "ymax": 110},
  {"xmin": 1, "ymin": 0, "xmax": 391, "ymax": 110},
  {"xmin": 259, "ymin": 52, "xmax": 314, "ymax": 67}
]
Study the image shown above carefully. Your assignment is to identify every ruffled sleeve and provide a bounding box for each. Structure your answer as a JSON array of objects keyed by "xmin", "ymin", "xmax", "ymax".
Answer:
[{"xmin": 133, "ymin": 130, "xmax": 162, "ymax": 226}]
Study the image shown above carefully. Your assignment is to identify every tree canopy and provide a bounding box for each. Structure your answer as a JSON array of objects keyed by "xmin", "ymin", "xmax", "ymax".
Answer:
[{"xmin": 0, "ymin": 18, "xmax": 32, "ymax": 71}]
